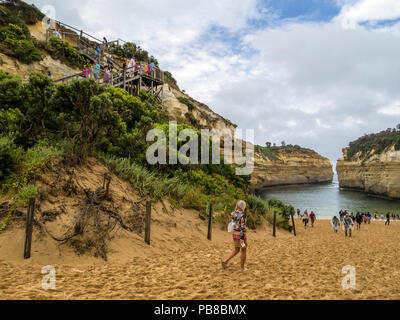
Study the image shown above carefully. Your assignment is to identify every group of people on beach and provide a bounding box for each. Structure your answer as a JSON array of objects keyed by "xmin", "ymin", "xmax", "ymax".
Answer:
[
  {"xmin": 330, "ymin": 210, "xmax": 396, "ymax": 237},
  {"xmin": 296, "ymin": 209, "xmax": 317, "ymax": 228}
]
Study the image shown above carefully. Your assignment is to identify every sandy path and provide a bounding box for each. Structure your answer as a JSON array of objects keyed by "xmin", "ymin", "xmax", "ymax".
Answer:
[{"xmin": 1, "ymin": 217, "xmax": 400, "ymax": 300}]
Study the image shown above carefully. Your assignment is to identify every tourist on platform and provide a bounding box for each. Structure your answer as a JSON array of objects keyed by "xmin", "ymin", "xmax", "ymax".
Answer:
[
  {"xmin": 128, "ymin": 57, "xmax": 136, "ymax": 75},
  {"xmin": 150, "ymin": 62, "xmax": 156, "ymax": 77},
  {"xmin": 81, "ymin": 66, "xmax": 90, "ymax": 78},
  {"xmin": 93, "ymin": 62, "xmax": 100, "ymax": 80},
  {"xmin": 107, "ymin": 55, "xmax": 114, "ymax": 71},
  {"xmin": 103, "ymin": 67, "xmax": 111, "ymax": 86},
  {"xmin": 95, "ymin": 44, "xmax": 100, "ymax": 58}
]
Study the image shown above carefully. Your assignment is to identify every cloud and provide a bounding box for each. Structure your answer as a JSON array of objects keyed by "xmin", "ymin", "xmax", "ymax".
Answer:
[
  {"xmin": 378, "ymin": 101, "xmax": 400, "ymax": 115},
  {"xmin": 210, "ymin": 20, "xmax": 400, "ymax": 161},
  {"xmin": 337, "ymin": 0, "xmax": 400, "ymax": 28}
]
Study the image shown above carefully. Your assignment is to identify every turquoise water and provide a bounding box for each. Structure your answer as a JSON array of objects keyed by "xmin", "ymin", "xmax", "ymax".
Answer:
[{"xmin": 258, "ymin": 182, "xmax": 400, "ymax": 220}]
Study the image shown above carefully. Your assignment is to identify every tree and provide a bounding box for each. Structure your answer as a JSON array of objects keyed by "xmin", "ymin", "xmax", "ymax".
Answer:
[
  {"xmin": 265, "ymin": 142, "xmax": 271, "ymax": 148},
  {"xmin": 50, "ymin": 79, "xmax": 121, "ymax": 157},
  {"xmin": 396, "ymin": 123, "xmax": 400, "ymax": 131},
  {"xmin": 281, "ymin": 141, "xmax": 286, "ymax": 147}
]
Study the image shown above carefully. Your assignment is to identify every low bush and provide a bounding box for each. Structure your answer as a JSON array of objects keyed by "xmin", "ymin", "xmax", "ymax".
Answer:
[{"xmin": 46, "ymin": 37, "xmax": 90, "ymax": 69}]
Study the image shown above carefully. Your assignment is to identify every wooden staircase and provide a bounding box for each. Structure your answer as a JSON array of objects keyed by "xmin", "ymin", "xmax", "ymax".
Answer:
[{"xmin": 49, "ymin": 20, "xmax": 165, "ymax": 102}]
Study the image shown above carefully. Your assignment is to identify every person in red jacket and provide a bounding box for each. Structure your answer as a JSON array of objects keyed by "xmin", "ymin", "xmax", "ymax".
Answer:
[{"xmin": 310, "ymin": 211, "xmax": 316, "ymax": 228}]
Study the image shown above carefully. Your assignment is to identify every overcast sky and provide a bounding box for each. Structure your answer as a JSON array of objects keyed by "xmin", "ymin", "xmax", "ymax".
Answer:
[{"xmin": 30, "ymin": 0, "xmax": 400, "ymax": 163}]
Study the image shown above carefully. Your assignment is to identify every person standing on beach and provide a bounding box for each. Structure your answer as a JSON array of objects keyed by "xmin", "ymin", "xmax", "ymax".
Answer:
[
  {"xmin": 355, "ymin": 212, "xmax": 362, "ymax": 230},
  {"xmin": 222, "ymin": 200, "xmax": 248, "ymax": 272},
  {"xmin": 297, "ymin": 208, "xmax": 301, "ymax": 218},
  {"xmin": 385, "ymin": 213, "xmax": 390, "ymax": 226},
  {"xmin": 343, "ymin": 213, "xmax": 354, "ymax": 237},
  {"xmin": 302, "ymin": 211, "xmax": 309, "ymax": 228},
  {"xmin": 331, "ymin": 216, "xmax": 340, "ymax": 233},
  {"xmin": 310, "ymin": 211, "xmax": 316, "ymax": 228}
]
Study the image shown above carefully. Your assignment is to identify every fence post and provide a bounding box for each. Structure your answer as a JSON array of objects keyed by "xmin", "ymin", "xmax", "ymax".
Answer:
[
  {"xmin": 123, "ymin": 65, "xmax": 126, "ymax": 91},
  {"xmin": 145, "ymin": 201, "xmax": 151, "ymax": 245},
  {"xmin": 24, "ymin": 197, "xmax": 35, "ymax": 259},
  {"xmin": 291, "ymin": 213, "xmax": 297, "ymax": 236},
  {"xmin": 273, "ymin": 210, "xmax": 277, "ymax": 238},
  {"xmin": 78, "ymin": 30, "xmax": 83, "ymax": 49},
  {"xmin": 207, "ymin": 203, "xmax": 213, "ymax": 241}
]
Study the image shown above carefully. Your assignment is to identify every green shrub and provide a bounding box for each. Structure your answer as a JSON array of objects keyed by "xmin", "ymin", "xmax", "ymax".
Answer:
[
  {"xmin": 0, "ymin": 22, "xmax": 41, "ymax": 63},
  {"xmin": 255, "ymin": 144, "xmax": 315, "ymax": 161},
  {"xmin": 0, "ymin": 136, "xmax": 22, "ymax": 182},
  {"xmin": 46, "ymin": 37, "xmax": 90, "ymax": 69},
  {"xmin": 346, "ymin": 128, "xmax": 400, "ymax": 160},
  {"xmin": 178, "ymin": 96, "xmax": 195, "ymax": 111},
  {"xmin": 247, "ymin": 194, "xmax": 293, "ymax": 231},
  {"xmin": 15, "ymin": 184, "xmax": 39, "ymax": 207}
]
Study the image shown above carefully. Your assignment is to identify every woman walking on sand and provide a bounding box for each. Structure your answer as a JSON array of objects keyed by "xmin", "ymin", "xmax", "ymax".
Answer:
[
  {"xmin": 302, "ymin": 211, "xmax": 309, "ymax": 228},
  {"xmin": 222, "ymin": 200, "xmax": 248, "ymax": 272}
]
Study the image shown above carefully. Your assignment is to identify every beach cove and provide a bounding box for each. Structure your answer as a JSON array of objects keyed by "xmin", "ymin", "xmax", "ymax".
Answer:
[{"xmin": 1, "ymin": 207, "xmax": 399, "ymax": 300}]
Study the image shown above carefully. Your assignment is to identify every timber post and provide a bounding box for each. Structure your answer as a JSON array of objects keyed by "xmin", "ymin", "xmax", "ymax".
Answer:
[
  {"xmin": 145, "ymin": 201, "xmax": 151, "ymax": 245},
  {"xmin": 291, "ymin": 213, "xmax": 297, "ymax": 236},
  {"xmin": 24, "ymin": 197, "xmax": 35, "ymax": 259},
  {"xmin": 207, "ymin": 203, "xmax": 213, "ymax": 241},
  {"xmin": 273, "ymin": 210, "xmax": 277, "ymax": 238}
]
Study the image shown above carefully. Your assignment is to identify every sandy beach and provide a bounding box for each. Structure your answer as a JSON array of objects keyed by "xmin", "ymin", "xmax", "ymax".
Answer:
[{"xmin": 1, "ymin": 207, "xmax": 400, "ymax": 300}]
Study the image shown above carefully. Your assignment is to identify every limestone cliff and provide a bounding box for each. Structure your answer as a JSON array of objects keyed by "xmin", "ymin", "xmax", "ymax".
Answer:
[
  {"xmin": 250, "ymin": 148, "xmax": 333, "ymax": 190},
  {"xmin": 336, "ymin": 147, "xmax": 400, "ymax": 199},
  {"xmin": 160, "ymin": 84, "xmax": 237, "ymax": 137}
]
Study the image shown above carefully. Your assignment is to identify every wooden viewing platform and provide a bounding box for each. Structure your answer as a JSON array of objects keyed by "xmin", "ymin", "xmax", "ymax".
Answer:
[{"xmin": 47, "ymin": 19, "xmax": 165, "ymax": 101}]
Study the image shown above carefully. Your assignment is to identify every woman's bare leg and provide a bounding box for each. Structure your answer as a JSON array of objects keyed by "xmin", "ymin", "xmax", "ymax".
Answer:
[
  {"xmin": 224, "ymin": 248, "xmax": 240, "ymax": 265},
  {"xmin": 240, "ymin": 247, "xmax": 247, "ymax": 270}
]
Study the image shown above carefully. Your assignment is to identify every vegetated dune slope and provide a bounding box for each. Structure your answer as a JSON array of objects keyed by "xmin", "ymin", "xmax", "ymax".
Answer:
[{"xmin": 1, "ymin": 157, "xmax": 399, "ymax": 300}]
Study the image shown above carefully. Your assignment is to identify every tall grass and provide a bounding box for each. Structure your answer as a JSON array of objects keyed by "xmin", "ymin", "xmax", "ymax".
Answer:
[
  {"xmin": 101, "ymin": 155, "xmax": 193, "ymax": 202},
  {"xmin": 247, "ymin": 194, "xmax": 293, "ymax": 230}
]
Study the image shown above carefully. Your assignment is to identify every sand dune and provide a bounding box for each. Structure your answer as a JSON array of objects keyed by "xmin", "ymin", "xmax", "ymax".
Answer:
[
  {"xmin": 1, "ymin": 213, "xmax": 400, "ymax": 300},
  {"xmin": 1, "ymin": 158, "xmax": 399, "ymax": 300}
]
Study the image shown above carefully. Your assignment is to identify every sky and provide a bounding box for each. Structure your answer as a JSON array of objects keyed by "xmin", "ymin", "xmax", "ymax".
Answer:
[{"xmin": 29, "ymin": 0, "xmax": 400, "ymax": 163}]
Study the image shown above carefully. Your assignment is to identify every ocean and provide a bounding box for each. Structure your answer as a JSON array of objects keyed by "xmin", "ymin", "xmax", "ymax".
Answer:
[{"xmin": 258, "ymin": 181, "xmax": 400, "ymax": 220}]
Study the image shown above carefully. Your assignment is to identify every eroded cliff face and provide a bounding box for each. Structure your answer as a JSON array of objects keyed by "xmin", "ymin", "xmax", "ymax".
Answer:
[
  {"xmin": 336, "ymin": 147, "xmax": 400, "ymax": 199},
  {"xmin": 250, "ymin": 150, "xmax": 334, "ymax": 191},
  {"xmin": 160, "ymin": 84, "xmax": 237, "ymax": 137}
]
